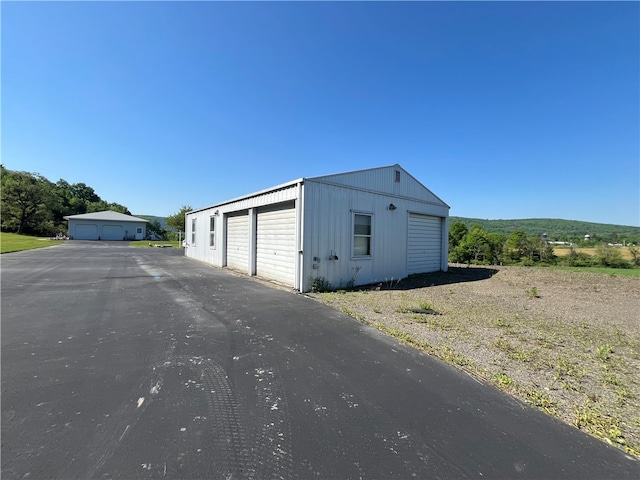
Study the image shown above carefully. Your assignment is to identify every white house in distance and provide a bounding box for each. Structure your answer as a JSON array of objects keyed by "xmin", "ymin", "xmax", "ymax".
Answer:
[
  {"xmin": 185, "ymin": 164, "xmax": 450, "ymax": 293},
  {"xmin": 64, "ymin": 211, "xmax": 148, "ymax": 240}
]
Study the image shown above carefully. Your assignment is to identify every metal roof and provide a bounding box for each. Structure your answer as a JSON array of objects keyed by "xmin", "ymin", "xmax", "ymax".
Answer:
[
  {"xmin": 63, "ymin": 210, "xmax": 148, "ymax": 223},
  {"xmin": 188, "ymin": 164, "xmax": 448, "ymax": 214}
]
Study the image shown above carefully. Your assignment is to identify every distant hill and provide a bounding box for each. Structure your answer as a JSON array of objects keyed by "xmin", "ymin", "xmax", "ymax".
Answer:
[
  {"xmin": 449, "ymin": 217, "xmax": 640, "ymax": 242},
  {"xmin": 137, "ymin": 214, "xmax": 639, "ymax": 243}
]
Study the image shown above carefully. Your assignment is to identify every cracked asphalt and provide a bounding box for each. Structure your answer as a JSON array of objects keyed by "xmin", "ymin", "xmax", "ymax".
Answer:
[{"xmin": 2, "ymin": 242, "xmax": 638, "ymax": 479}]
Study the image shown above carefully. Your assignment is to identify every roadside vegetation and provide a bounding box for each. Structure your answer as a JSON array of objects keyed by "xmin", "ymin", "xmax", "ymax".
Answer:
[
  {"xmin": 450, "ymin": 216, "xmax": 640, "ymax": 245},
  {"xmin": 309, "ymin": 266, "xmax": 640, "ymax": 459},
  {"xmin": 449, "ymin": 221, "xmax": 640, "ymax": 271}
]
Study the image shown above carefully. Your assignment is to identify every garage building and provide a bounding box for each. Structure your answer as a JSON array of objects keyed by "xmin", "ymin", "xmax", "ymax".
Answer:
[
  {"xmin": 64, "ymin": 211, "xmax": 148, "ymax": 240},
  {"xmin": 185, "ymin": 164, "xmax": 449, "ymax": 293}
]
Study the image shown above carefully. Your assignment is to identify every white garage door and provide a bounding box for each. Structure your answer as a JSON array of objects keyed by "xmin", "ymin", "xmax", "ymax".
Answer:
[
  {"xmin": 75, "ymin": 224, "xmax": 99, "ymax": 240},
  {"xmin": 102, "ymin": 225, "xmax": 123, "ymax": 240},
  {"xmin": 256, "ymin": 202, "xmax": 296, "ymax": 286},
  {"xmin": 407, "ymin": 214, "xmax": 442, "ymax": 275},
  {"xmin": 226, "ymin": 211, "xmax": 249, "ymax": 272}
]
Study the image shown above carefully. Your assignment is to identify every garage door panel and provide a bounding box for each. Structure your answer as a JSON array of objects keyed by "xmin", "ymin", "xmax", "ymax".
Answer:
[
  {"xmin": 226, "ymin": 212, "xmax": 249, "ymax": 271},
  {"xmin": 408, "ymin": 214, "xmax": 442, "ymax": 274},
  {"xmin": 256, "ymin": 203, "xmax": 296, "ymax": 286},
  {"xmin": 102, "ymin": 225, "xmax": 123, "ymax": 241},
  {"xmin": 74, "ymin": 224, "xmax": 99, "ymax": 240}
]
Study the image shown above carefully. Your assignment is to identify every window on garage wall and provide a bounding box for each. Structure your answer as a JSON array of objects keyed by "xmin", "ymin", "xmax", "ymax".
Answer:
[
  {"xmin": 209, "ymin": 216, "xmax": 216, "ymax": 248},
  {"xmin": 353, "ymin": 212, "xmax": 372, "ymax": 257},
  {"xmin": 191, "ymin": 218, "xmax": 197, "ymax": 246}
]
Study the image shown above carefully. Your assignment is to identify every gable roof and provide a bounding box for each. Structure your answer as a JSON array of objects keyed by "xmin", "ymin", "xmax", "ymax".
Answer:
[
  {"xmin": 63, "ymin": 210, "xmax": 148, "ymax": 223},
  {"xmin": 189, "ymin": 164, "xmax": 449, "ymax": 214},
  {"xmin": 307, "ymin": 164, "xmax": 449, "ymax": 208}
]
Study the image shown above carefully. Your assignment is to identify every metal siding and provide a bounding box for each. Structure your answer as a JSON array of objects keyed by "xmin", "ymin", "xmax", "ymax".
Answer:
[
  {"xmin": 407, "ymin": 214, "xmax": 442, "ymax": 274},
  {"xmin": 102, "ymin": 225, "xmax": 123, "ymax": 240},
  {"xmin": 256, "ymin": 202, "xmax": 296, "ymax": 286},
  {"xmin": 302, "ymin": 182, "xmax": 408, "ymax": 291},
  {"xmin": 310, "ymin": 165, "xmax": 448, "ymax": 208},
  {"xmin": 226, "ymin": 212, "xmax": 249, "ymax": 272}
]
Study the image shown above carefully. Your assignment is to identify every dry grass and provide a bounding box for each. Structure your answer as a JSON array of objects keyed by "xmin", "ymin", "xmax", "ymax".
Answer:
[
  {"xmin": 308, "ymin": 265, "xmax": 640, "ymax": 458},
  {"xmin": 554, "ymin": 246, "xmax": 634, "ymax": 260}
]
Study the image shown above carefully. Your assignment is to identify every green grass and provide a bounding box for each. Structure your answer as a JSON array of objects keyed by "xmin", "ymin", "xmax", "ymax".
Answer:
[
  {"xmin": 545, "ymin": 265, "xmax": 640, "ymax": 277},
  {"xmin": 0, "ymin": 232, "xmax": 61, "ymax": 253},
  {"xmin": 0, "ymin": 234, "xmax": 184, "ymax": 253}
]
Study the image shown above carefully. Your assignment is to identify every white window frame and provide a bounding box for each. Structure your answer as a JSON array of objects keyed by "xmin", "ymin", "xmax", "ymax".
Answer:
[
  {"xmin": 352, "ymin": 211, "xmax": 373, "ymax": 259},
  {"xmin": 209, "ymin": 215, "xmax": 216, "ymax": 248},
  {"xmin": 191, "ymin": 218, "xmax": 197, "ymax": 246}
]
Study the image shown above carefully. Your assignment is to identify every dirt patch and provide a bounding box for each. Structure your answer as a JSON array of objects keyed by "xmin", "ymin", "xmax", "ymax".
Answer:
[{"xmin": 308, "ymin": 265, "xmax": 640, "ymax": 458}]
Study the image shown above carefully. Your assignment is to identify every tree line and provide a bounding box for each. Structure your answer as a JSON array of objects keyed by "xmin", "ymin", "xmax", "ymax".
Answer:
[
  {"xmin": 450, "ymin": 216, "xmax": 640, "ymax": 246},
  {"xmin": 1, "ymin": 167, "xmax": 131, "ymax": 236},
  {"xmin": 449, "ymin": 222, "xmax": 640, "ymax": 269},
  {"xmin": 1, "ymin": 166, "xmax": 192, "ymax": 240}
]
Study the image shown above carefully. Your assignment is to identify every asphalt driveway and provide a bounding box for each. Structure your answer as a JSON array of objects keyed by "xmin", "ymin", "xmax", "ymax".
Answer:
[{"xmin": 2, "ymin": 242, "xmax": 638, "ymax": 479}]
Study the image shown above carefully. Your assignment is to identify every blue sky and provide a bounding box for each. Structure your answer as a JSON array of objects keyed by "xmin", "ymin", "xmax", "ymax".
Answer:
[{"xmin": 3, "ymin": 1, "xmax": 639, "ymax": 226}]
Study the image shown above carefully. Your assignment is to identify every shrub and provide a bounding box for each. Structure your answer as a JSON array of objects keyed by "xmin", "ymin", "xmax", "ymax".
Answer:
[{"xmin": 310, "ymin": 276, "xmax": 332, "ymax": 293}]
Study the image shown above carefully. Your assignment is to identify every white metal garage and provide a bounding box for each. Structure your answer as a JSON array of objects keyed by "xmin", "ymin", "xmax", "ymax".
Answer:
[
  {"xmin": 226, "ymin": 211, "xmax": 250, "ymax": 272},
  {"xmin": 185, "ymin": 164, "xmax": 449, "ymax": 292},
  {"xmin": 256, "ymin": 202, "xmax": 296, "ymax": 285},
  {"xmin": 407, "ymin": 214, "xmax": 442, "ymax": 275}
]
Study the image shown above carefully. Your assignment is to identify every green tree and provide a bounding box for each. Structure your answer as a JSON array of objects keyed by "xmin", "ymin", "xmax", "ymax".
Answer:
[
  {"xmin": 449, "ymin": 221, "xmax": 468, "ymax": 249},
  {"xmin": 488, "ymin": 232, "xmax": 506, "ymax": 264},
  {"xmin": 530, "ymin": 236, "xmax": 555, "ymax": 264},
  {"xmin": 145, "ymin": 219, "xmax": 167, "ymax": 240},
  {"xmin": 166, "ymin": 205, "xmax": 192, "ymax": 233},
  {"xmin": 86, "ymin": 200, "xmax": 131, "ymax": 214},
  {"xmin": 504, "ymin": 231, "xmax": 529, "ymax": 263},
  {"xmin": 1, "ymin": 170, "xmax": 54, "ymax": 234},
  {"xmin": 595, "ymin": 244, "xmax": 629, "ymax": 268},
  {"xmin": 449, "ymin": 225, "xmax": 505, "ymax": 265},
  {"xmin": 70, "ymin": 183, "xmax": 100, "ymax": 203}
]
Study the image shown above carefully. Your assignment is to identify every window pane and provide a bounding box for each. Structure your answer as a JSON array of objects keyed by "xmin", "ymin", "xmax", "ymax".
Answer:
[
  {"xmin": 354, "ymin": 214, "xmax": 371, "ymax": 235},
  {"xmin": 354, "ymin": 236, "xmax": 370, "ymax": 256},
  {"xmin": 209, "ymin": 217, "xmax": 215, "ymax": 247}
]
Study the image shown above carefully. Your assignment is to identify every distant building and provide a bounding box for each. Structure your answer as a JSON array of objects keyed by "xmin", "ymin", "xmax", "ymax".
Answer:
[
  {"xmin": 584, "ymin": 234, "xmax": 591, "ymax": 241},
  {"xmin": 64, "ymin": 211, "xmax": 148, "ymax": 240}
]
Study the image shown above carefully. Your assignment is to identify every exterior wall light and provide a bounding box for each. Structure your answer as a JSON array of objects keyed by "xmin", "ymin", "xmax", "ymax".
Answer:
[{"xmin": 388, "ymin": 204, "xmax": 397, "ymax": 210}]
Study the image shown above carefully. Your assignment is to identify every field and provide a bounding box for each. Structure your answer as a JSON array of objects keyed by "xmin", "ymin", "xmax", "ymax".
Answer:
[
  {"xmin": 0, "ymin": 232, "xmax": 62, "ymax": 254},
  {"xmin": 309, "ymin": 266, "xmax": 640, "ymax": 458},
  {"xmin": 554, "ymin": 246, "xmax": 634, "ymax": 260}
]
